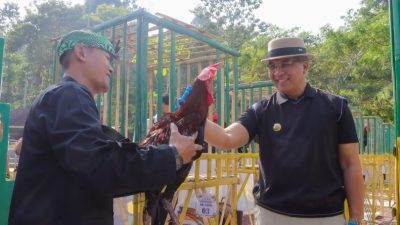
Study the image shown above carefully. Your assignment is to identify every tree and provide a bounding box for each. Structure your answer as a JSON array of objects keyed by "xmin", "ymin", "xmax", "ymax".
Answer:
[
  {"xmin": 191, "ymin": 0, "xmax": 267, "ymax": 50},
  {"xmin": 84, "ymin": 0, "xmax": 138, "ymax": 13},
  {"xmin": 2, "ymin": 0, "xmax": 86, "ymax": 107},
  {"xmin": 0, "ymin": 2, "xmax": 20, "ymax": 34},
  {"xmin": 308, "ymin": 0, "xmax": 392, "ymax": 121},
  {"xmin": 85, "ymin": 0, "xmax": 121, "ymax": 13},
  {"xmin": 1, "ymin": 0, "xmax": 137, "ymax": 109},
  {"xmin": 120, "ymin": 0, "xmax": 139, "ymax": 9},
  {"xmin": 83, "ymin": 4, "xmax": 132, "ymax": 26}
]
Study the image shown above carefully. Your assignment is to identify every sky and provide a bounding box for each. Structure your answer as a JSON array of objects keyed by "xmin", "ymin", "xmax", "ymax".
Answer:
[{"xmin": 5, "ymin": 0, "xmax": 362, "ymax": 34}]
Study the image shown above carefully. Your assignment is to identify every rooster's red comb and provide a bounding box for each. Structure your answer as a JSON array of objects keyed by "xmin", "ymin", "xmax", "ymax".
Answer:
[{"xmin": 197, "ymin": 62, "xmax": 221, "ymax": 81}]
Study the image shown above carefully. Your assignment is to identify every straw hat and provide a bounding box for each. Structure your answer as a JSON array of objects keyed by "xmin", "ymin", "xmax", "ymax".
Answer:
[{"xmin": 261, "ymin": 37, "xmax": 313, "ymax": 63}]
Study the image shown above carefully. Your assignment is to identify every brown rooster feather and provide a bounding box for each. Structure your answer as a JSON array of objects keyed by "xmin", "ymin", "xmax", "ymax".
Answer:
[{"xmin": 139, "ymin": 63, "xmax": 220, "ymax": 225}]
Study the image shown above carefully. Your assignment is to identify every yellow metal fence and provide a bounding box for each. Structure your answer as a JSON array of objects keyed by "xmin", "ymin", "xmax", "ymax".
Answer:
[{"xmin": 113, "ymin": 153, "xmax": 259, "ymax": 225}]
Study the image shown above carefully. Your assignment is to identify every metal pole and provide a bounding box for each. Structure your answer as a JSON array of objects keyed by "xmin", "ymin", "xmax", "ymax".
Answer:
[
  {"xmin": 143, "ymin": 11, "xmax": 240, "ymax": 57},
  {"xmin": 227, "ymin": 81, "xmax": 273, "ymax": 90},
  {"xmin": 0, "ymin": 37, "xmax": 3, "ymax": 99},
  {"xmin": 92, "ymin": 8, "xmax": 145, "ymax": 32},
  {"xmin": 157, "ymin": 27, "xmax": 164, "ymax": 117},
  {"xmin": 107, "ymin": 26, "xmax": 116, "ymax": 127},
  {"xmin": 216, "ymin": 51, "xmax": 222, "ymax": 125},
  {"xmin": 96, "ymin": 29, "xmax": 104, "ymax": 111},
  {"xmin": 224, "ymin": 57, "xmax": 230, "ymax": 124},
  {"xmin": 120, "ymin": 22, "xmax": 128, "ymax": 136},
  {"xmin": 389, "ymin": 0, "xmax": 400, "ymax": 221},
  {"xmin": 390, "ymin": 0, "xmax": 400, "ymax": 135},
  {"xmin": 233, "ymin": 57, "xmax": 239, "ymax": 120},
  {"xmin": 169, "ymin": 31, "xmax": 176, "ymax": 112},
  {"xmin": 139, "ymin": 19, "xmax": 149, "ymax": 138},
  {"xmin": 241, "ymin": 89, "xmax": 245, "ymax": 114},
  {"xmin": 250, "ymin": 88, "xmax": 255, "ymax": 152},
  {"xmin": 0, "ymin": 38, "xmax": 3, "ymax": 88},
  {"xmin": 134, "ymin": 18, "xmax": 142, "ymax": 142},
  {"xmin": 51, "ymin": 44, "xmax": 57, "ymax": 84},
  {"xmin": 0, "ymin": 103, "xmax": 12, "ymax": 225}
]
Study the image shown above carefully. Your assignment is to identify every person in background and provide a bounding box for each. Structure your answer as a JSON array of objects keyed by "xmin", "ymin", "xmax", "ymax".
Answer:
[
  {"xmin": 363, "ymin": 124, "xmax": 368, "ymax": 153},
  {"xmin": 6, "ymin": 155, "xmax": 10, "ymax": 179},
  {"xmin": 162, "ymin": 93, "xmax": 170, "ymax": 114},
  {"xmin": 13, "ymin": 137, "xmax": 22, "ymax": 156},
  {"xmin": 204, "ymin": 37, "xmax": 365, "ymax": 225},
  {"xmin": 153, "ymin": 93, "xmax": 170, "ymax": 123},
  {"xmin": 8, "ymin": 30, "xmax": 202, "ymax": 225}
]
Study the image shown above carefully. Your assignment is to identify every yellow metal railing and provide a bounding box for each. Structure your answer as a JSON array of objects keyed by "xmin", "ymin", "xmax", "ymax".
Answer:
[
  {"xmin": 8, "ymin": 147, "xmax": 384, "ymax": 225},
  {"xmin": 360, "ymin": 152, "xmax": 396, "ymax": 222},
  {"xmin": 114, "ymin": 153, "xmax": 259, "ymax": 225},
  {"xmin": 6, "ymin": 145, "xmax": 396, "ymax": 224}
]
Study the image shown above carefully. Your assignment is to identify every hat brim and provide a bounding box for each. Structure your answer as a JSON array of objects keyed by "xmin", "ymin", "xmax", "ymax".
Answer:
[{"xmin": 261, "ymin": 53, "xmax": 314, "ymax": 63}]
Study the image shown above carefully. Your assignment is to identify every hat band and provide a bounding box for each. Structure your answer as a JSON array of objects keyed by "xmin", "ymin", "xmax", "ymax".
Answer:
[{"xmin": 268, "ymin": 47, "xmax": 307, "ymax": 58}]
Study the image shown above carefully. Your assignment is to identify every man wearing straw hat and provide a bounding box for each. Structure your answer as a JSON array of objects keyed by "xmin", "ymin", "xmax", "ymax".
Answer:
[
  {"xmin": 8, "ymin": 30, "xmax": 202, "ymax": 225},
  {"xmin": 205, "ymin": 37, "xmax": 365, "ymax": 225}
]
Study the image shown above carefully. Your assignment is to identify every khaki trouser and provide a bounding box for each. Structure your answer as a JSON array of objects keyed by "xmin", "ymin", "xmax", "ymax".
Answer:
[{"xmin": 256, "ymin": 206, "xmax": 346, "ymax": 225}]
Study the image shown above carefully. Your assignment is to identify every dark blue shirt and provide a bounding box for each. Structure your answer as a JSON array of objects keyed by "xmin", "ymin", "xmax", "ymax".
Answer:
[
  {"xmin": 239, "ymin": 83, "xmax": 358, "ymax": 217},
  {"xmin": 9, "ymin": 76, "xmax": 177, "ymax": 225}
]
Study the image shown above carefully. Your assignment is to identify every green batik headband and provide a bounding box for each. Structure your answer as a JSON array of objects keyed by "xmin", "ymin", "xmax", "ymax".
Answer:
[{"xmin": 57, "ymin": 30, "xmax": 116, "ymax": 58}]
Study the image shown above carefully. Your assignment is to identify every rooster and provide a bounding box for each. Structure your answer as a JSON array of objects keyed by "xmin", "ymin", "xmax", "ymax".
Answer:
[{"xmin": 140, "ymin": 62, "xmax": 220, "ymax": 225}]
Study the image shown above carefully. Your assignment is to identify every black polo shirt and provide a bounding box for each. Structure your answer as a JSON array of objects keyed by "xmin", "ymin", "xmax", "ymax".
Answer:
[{"xmin": 239, "ymin": 83, "xmax": 358, "ymax": 217}]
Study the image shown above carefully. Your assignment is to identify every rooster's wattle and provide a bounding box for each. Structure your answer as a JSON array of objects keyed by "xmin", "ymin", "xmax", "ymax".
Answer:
[{"xmin": 139, "ymin": 63, "xmax": 220, "ymax": 225}]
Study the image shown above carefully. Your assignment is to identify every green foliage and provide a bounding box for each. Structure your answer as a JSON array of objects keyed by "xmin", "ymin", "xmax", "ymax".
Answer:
[
  {"xmin": 239, "ymin": 35, "xmax": 269, "ymax": 82},
  {"xmin": 308, "ymin": 0, "xmax": 392, "ymax": 121},
  {"xmin": 2, "ymin": 0, "xmax": 87, "ymax": 108},
  {"xmin": 83, "ymin": 4, "xmax": 131, "ymax": 26},
  {"xmin": 0, "ymin": 2, "xmax": 20, "ymax": 34},
  {"xmin": 2, "ymin": 52, "xmax": 29, "ymax": 109},
  {"xmin": 85, "ymin": 0, "xmax": 138, "ymax": 13},
  {"xmin": 0, "ymin": 0, "xmax": 137, "ymax": 109},
  {"xmin": 237, "ymin": 0, "xmax": 393, "ymax": 122},
  {"xmin": 191, "ymin": 0, "xmax": 267, "ymax": 50},
  {"xmin": 0, "ymin": 0, "xmax": 395, "ymax": 123}
]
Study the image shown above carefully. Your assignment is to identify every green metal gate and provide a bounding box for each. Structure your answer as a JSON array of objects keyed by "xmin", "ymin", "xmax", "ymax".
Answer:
[
  {"xmin": 0, "ymin": 37, "xmax": 14, "ymax": 225},
  {"xmin": 51, "ymin": 9, "xmax": 241, "ymax": 143}
]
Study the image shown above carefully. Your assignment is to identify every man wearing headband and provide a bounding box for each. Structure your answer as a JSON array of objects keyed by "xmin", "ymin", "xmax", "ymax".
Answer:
[
  {"xmin": 205, "ymin": 37, "xmax": 365, "ymax": 225},
  {"xmin": 8, "ymin": 30, "xmax": 202, "ymax": 225}
]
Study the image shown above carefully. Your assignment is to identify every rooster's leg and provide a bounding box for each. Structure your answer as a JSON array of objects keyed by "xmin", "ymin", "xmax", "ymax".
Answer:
[
  {"xmin": 162, "ymin": 198, "xmax": 180, "ymax": 225},
  {"xmin": 143, "ymin": 191, "xmax": 161, "ymax": 225}
]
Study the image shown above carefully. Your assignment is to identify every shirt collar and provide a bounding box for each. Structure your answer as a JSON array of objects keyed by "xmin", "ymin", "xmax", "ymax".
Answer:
[
  {"xmin": 61, "ymin": 76, "xmax": 93, "ymax": 97},
  {"xmin": 62, "ymin": 76, "xmax": 77, "ymax": 83},
  {"xmin": 276, "ymin": 83, "xmax": 316, "ymax": 104}
]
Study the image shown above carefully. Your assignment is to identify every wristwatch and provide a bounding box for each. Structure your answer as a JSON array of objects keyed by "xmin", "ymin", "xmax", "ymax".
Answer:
[
  {"xmin": 348, "ymin": 218, "xmax": 367, "ymax": 225},
  {"xmin": 170, "ymin": 145, "xmax": 183, "ymax": 170}
]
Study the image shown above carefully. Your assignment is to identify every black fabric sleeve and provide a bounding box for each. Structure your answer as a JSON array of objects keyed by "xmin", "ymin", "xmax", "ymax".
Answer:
[
  {"xmin": 238, "ymin": 102, "xmax": 260, "ymax": 143},
  {"xmin": 337, "ymin": 99, "xmax": 359, "ymax": 144},
  {"xmin": 43, "ymin": 84, "xmax": 177, "ymax": 195}
]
